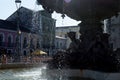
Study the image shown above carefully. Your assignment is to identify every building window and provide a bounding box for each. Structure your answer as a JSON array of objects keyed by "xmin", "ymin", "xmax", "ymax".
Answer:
[
  {"xmin": 0, "ymin": 34, "xmax": 3, "ymax": 42},
  {"xmin": 15, "ymin": 36, "xmax": 19, "ymax": 47},
  {"xmin": 60, "ymin": 42, "xmax": 62, "ymax": 48},
  {"xmin": 0, "ymin": 34, "xmax": 4, "ymax": 42},
  {"xmin": 23, "ymin": 50, "xmax": 27, "ymax": 56},
  {"xmin": 56, "ymin": 42, "xmax": 59, "ymax": 48},
  {"xmin": 8, "ymin": 35, "xmax": 13, "ymax": 47},
  {"xmin": 7, "ymin": 50, "xmax": 12, "ymax": 56},
  {"xmin": 30, "ymin": 38, "xmax": 34, "ymax": 49},
  {"xmin": 36, "ymin": 39, "xmax": 40, "ymax": 48},
  {"xmin": 0, "ymin": 34, "xmax": 4, "ymax": 46},
  {"xmin": 23, "ymin": 37, "xmax": 27, "ymax": 48},
  {"xmin": 65, "ymin": 34, "xmax": 67, "ymax": 38},
  {"xmin": 8, "ymin": 36, "xmax": 12, "ymax": 47}
]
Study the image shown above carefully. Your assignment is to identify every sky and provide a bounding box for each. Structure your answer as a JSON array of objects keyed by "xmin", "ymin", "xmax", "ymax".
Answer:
[{"xmin": 0, "ymin": 0, "xmax": 80, "ymax": 27}]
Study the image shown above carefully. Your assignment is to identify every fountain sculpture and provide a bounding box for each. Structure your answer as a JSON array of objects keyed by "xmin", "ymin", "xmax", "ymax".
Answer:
[{"xmin": 37, "ymin": 0, "xmax": 120, "ymax": 72}]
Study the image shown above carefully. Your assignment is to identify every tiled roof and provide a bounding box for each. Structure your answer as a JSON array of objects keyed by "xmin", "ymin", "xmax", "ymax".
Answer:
[
  {"xmin": 0, "ymin": 19, "xmax": 30, "ymax": 33},
  {"xmin": 6, "ymin": 6, "xmax": 33, "ymax": 20}
]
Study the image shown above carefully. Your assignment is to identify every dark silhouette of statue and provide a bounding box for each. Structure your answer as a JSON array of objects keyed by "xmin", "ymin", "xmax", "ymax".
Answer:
[
  {"xmin": 66, "ymin": 32, "xmax": 81, "ymax": 53},
  {"xmin": 48, "ymin": 32, "xmax": 81, "ymax": 69},
  {"xmin": 48, "ymin": 32, "xmax": 119, "ymax": 72},
  {"xmin": 37, "ymin": 0, "xmax": 120, "ymax": 72},
  {"xmin": 66, "ymin": 32, "xmax": 81, "ymax": 69}
]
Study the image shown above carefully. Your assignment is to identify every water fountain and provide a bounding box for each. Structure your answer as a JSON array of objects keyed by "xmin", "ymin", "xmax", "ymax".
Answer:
[{"xmin": 36, "ymin": 0, "xmax": 120, "ymax": 72}]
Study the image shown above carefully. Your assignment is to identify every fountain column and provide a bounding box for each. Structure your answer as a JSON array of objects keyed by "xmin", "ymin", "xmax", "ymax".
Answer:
[{"xmin": 79, "ymin": 19, "xmax": 103, "ymax": 51}]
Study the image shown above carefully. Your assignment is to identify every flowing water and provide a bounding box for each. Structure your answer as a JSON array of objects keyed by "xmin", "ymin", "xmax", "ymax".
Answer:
[
  {"xmin": 0, "ymin": 65, "xmax": 47, "ymax": 80},
  {"xmin": 1, "ymin": 63, "xmax": 120, "ymax": 80},
  {"xmin": 0, "ymin": 64, "xmax": 70, "ymax": 80}
]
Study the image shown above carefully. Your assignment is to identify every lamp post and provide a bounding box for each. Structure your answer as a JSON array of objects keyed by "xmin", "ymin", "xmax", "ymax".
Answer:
[{"xmin": 15, "ymin": 0, "xmax": 21, "ymax": 62}]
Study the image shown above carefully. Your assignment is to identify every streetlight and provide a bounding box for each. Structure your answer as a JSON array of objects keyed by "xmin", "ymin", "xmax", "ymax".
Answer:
[
  {"xmin": 15, "ymin": 0, "xmax": 22, "ymax": 62},
  {"xmin": 15, "ymin": 0, "xmax": 21, "ymax": 8}
]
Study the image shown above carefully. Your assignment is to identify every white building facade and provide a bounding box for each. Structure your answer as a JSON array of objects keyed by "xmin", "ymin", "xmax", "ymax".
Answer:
[
  {"xmin": 55, "ymin": 36, "xmax": 67, "ymax": 50},
  {"xmin": 106, "ymin": 13, "xmax": 120, "ymax": 50},
  {"xmin": 56, "ymin": 26, "xmax": 80, "ymax": 48}
]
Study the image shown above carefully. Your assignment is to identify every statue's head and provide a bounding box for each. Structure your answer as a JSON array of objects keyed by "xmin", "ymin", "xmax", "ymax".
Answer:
[{"xmin": 67, "ymin": 31, "xmax": 76, "ymax": 40}]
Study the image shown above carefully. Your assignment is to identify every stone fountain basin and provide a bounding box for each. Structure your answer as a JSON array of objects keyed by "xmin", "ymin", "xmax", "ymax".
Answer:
[
  {"xmin": 37, "ymin": 0, "xmax": 120, "ymax": 20},
  {"xmin": 45, "ymin": 69, "xmax": 120, "ymax": 80}
]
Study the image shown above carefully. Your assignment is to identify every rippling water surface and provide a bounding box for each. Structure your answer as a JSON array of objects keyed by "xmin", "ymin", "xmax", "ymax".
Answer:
[
  {"xmin": 0, "ymin": 65, "xmax": 48, "ymax": 80},
  {"xmin": 0, "ymin": 64, "xmax": 101, "ymax": 80}
]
